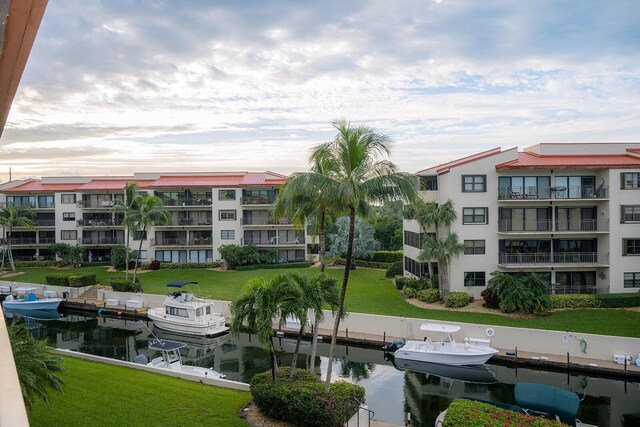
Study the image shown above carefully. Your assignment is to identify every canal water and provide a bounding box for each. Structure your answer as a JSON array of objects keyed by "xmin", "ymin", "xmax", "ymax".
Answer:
[{"xmin": 5, "ymin": 309, "xmax": 639, "ymax": 427}]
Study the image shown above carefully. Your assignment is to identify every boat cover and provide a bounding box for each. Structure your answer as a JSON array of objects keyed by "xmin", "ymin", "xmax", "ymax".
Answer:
[
  {"xmin": 419, "ymin": 323, "xmax": 461, "ymax": 333},
  {"xmin": 515, "ymin": 382, "xmax": 579, "ymax": 426},
  {"xmin": 166, "ymin": 281, "xmax": 198, "ymax": 288},
  {"xmin": 148, "ymin": 340, "xmax": 187, "ymax": 352}
]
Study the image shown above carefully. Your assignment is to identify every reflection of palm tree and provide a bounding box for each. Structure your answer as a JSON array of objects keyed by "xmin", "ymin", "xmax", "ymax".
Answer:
[{"xmin": 339, "ymin": 358, "xmax": 375, "ymax": 381}]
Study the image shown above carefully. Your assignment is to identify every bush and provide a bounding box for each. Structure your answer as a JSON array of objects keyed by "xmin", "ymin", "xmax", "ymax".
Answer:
[
  {"xmin": 334, "ymin": 258, "xmax": 390, "ymax": 269},
  {"xmin": 149, "ymin": 260, "xmax": 161, "ymax": 270},
  {"xmin": 110, "ymin": 245, "xmax": 138, "ymax": 270},
  {"xmin": 385, "ymin": 261, "xmax": 403, "ymax": 278},
  {"xmin": 138, "ymin": 261, "xmax": 221, "ymax": 270},
  {"xmin": 45, "ymin": 274, "xmax": 70, "ymax": 287},
  {"xmin": 402, "ymin": 287, "xmax": 418, "ymax": 298},
  {"xmin": 235, "ymin": 262, "xmax": 311, "ymax": 271},
  {"xmin": 68, "ymin": 274, "xmax": 96, "ymax": 288},
  {"xmin": 417, "ymin": 289, "xmax": 440, "ymax": 303},
  {"xmin": 110, "ymin": 278, "xmax": 142, "ymax": 293},
  {"xmin": 550, "ymin": 294, "xmax": 600, "ymax": 309},
  {"xmin": 443, "ymin": 399, "xmax": 566, "ymax": 427},
  {"xmin": 219, "ymin": 244, "xmax": 262, "ymax": 269},
  {"xmin": 594, "ymin": 293, "xmax": 640, "ymax": 308},
  {"xmin": 48, "ymin": 243, "xmax": 85, "ymax": 267},
  {"xmin": 444, "ymin": 292, "xmax": 470, "ymax": 308},
  {"xmin": 480, "ymin": 288, "xmax": 499, "ymax": 309},
  {"xmin": 370, "ymin": 251, "xmax": 403, "ymax": 263},
  {"xmin": 487, "ymin": 271, "xmax": 551, "ymax": 314},
  {"xmin": 394, "ymin": 276, "xmax": 408, "ymax": 290},
  {"xmin": 250, "ymin": 368, "xmax": 365, "ymax": 427},
  {"xmin": 14, "ymin": 261, "xmax": 57, "ymax": 267},
  {"xmin": 80, "ymin": 261, "xmax": 110, "ymax": 267}
]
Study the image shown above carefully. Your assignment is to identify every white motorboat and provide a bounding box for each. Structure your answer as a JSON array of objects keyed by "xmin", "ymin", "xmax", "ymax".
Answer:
[
  {"xmin": 147, "ymin": 281, "xmax": 228, "ymax": 336},
  {"xmin": 386, "ymin": 323, "xmax": 498, "ymax": 366},
  {"xmin": 2, "ymin": 287, "xmax": 62, "ymax": 311},
  {"xmin": 133, "ymin": 339, "xmax": 225, "ymax": 379}
]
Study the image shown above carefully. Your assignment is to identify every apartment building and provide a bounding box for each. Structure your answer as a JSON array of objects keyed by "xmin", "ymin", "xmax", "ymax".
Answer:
[
  {"xmin": 0, "ymin": 172, "xmax": 313, "ymax": 264},
  {"xmin": 403, "ymin": 143, "xmax": 640, "ymax": 296}
]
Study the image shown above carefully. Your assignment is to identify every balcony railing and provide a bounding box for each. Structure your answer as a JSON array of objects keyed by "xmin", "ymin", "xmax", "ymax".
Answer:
[
  {"xmin": 241, "ymin": 196, "xmax": 276, "ymax": 205},
  {"xmin": 498, "ymin": 185, "xmax": 608, "ymax": 200},
  {"xmin": 548, "ymin": 285, "xmax": 609, "ymax": 295},
  {"xmin": 38, "ymin": 237, "xmax": 56, "ymax": 244},
  {"xmin": 79, "ymin": 237, "xmax": 124, "ymax": 245},
  {"xmin": 498, "ymin": 252, "xmax": 609, "ymax": 265},
  {"xmin": 36, "ymin": 202, "xmax": 55, "ymax": 209},
  {"xmin": 77, "ymin": 219, "xmax": 123, "ymax": 227},
  {"xmin": 5, "ymin": 202, "xmax": 36, "ymax": 209},
  {"xmin": 79, "ymin": 200, "xmax": 115, "ymax": 208},
  {"xmin": 242, "ymin": 236, "xmax": 305, "ymax": 245},
  {"xmin": 241, "ymin": 218, "xmax": 293, "ymax": 226},
  {"xmin": 161, "ymin": 198, "xmax": 212, "ymax": 207},
  {"xmin": 498, "ymin": 219, "xmax": 610, "ymax": 233},
  {"xmin": 35, "ymin": 219, "xmax": 56, "ymax": 227},
  {"xmin": 9, "ymin": 238, "xmax": 37, "ymax": 245}
]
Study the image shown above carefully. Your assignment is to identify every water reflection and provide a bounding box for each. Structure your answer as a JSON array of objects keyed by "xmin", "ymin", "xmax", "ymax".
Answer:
[{"xmin": 5, "ymin": 310, "xmax": 640, "ymax": 427}]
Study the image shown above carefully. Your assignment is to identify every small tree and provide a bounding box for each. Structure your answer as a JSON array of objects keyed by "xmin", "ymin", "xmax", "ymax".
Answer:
[
  {"xmin": 48, "ymin": 243, "xmax": 85, "ymax": 267},
  {"xmin": 328, "ymin": 216, "xmax": 377, "ymax": 268},
  {"xmin": 112, "ymin": 183, "xmax": 142, "ymax": 281},
  {"xmin": 487, "ymin": 271, "xmax": 551, "ymax": 314},
  {"xmin": 0, "ymin": 205, "xmax": 35, "ymax": 272}
]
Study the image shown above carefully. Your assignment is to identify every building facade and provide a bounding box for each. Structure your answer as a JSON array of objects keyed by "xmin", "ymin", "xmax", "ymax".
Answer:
[
  {"xmin": 0, "ymin": 172, "xmax": 314, "ymax": 264},
  {"xmin": 403, "ymin": 143, "xmax": 640, "ymax": 296}
]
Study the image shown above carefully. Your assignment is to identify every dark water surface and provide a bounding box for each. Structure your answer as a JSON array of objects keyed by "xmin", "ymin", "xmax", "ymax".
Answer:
[{"xmin": 5, "ymin": 309, "xmax": 639, "ymax": 427}]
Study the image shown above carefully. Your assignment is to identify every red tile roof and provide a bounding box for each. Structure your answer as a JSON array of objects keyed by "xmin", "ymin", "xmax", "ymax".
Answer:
[
  {"xmin": 496, "ymin": 152, "xmax": 640, "ymax": 170},
  {"xmin": 416, "ymin": 148, "xmax": 504, "ymax": 174},
  {"xmin": 75, "ymin": 180, "xmax": 154, "ymax": 191},
  {"xmin": 2, "ymin": 180, "xmax": 81, "ymax": 193}
]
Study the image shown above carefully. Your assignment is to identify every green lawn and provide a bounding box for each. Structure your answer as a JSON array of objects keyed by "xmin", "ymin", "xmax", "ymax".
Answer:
[
  {"xmin": 29, "ymin": 356, "xmax": 251, "ymax": 427},
  {"xmin": 5, "ymin": 266, "xmax": 640, "ymax": 337}
]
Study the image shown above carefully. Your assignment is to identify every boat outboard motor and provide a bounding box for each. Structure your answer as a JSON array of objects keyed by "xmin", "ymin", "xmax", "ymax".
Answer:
[
  {"xmin": 383, "ymin": 338, "xmax": 406, "ymax": 352},
  {"xmin": 133, "ymin": 354, "xmax": 149, "ymax": 365}
]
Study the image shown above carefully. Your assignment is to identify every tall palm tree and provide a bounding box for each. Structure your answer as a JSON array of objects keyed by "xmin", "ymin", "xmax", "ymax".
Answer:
[
  {"xmin": 273, "ymin": 153, "xmax": 340, "ymax": 272},
  {"xmin": 8, "ymin": 322, "xmax": 65, "ymax": 410},
  {"xmin": 229, "ymin": 274, "xmax": 306, "ymax": 382},
  {"xmin": 128, "ymin": 193, "xmax": 170, "ymax": 283},
  {"xmin": 0, "ymin": 205, "xmax": 35, "ymax": 272},
  {"xmin": 113, "ymin": 183, "xmax": 142, "ymax": 281},
  {"xmin": 293, "ymin": 120, "xmax": 418, "ymax": 391},
  {"xmin": 306, "ymin": 273, "xmax": 340, "ymax": 374},
  {"xmin": 419, "ymin": 233, "xmax": 465, "ymax": 297}
]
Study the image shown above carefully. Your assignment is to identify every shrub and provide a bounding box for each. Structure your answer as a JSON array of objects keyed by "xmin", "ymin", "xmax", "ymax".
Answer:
[
  {"xmin": 370, "ymin": 251, "xmax": 403, "ymax": 263},
  {"xmin": 110, "ymin": 278, "xmax": 142, "ymax": 293},
  {"xmin": 14, "ymin": 261, "xmax": 57, "ymax": 267},
  {"xmin": 594, "ymin": 293, "xmax": 640, "ymax": 308},
  {"xmin": 110, "ymin": 245, "xmax": 138, "ymax": 270},
  {"xmin": 417, "ymin": 289, "xmax": 440, "ymax": 303},
  {"xmin": 334, "ymin": 258, "xmax": 391, "ymax": 269},
  {"xmin": 487, "ymin": 271, "xmax": 551, "ymax": 314},
  {"xmin": 480, "ymin": 288, "xmax": 499, "ymax": 309},
  {"xmin": 550, "ymin": 294, "xmax": 600, "ymax": 309},
  {"xmin": 394, "ymin": 276, "xmax": 408, "ymax": 290},
  {"xmin": 138, "ymin": 261, "xmax": 221, "ymax": 270},
  {"xmin": 48, "ymin": 243, "xmax": 85, "ymax": 267},
  {"xmin": 443, "ymin": 399, "xmax": 566, "ymax": 427},
  {"xmin": 68, "ymin": 274, "xmax": 96, "ymax": 288},
  {"xmin": 45, "ymin": 274, "xmax": 70, "ymax": 287},
  {"xmin": 149, "ymin": 260, "xmax": 161, "ymax": 270},
  {"xmin": 402, "ymin": 287, "xmax": 418, "ymax": 299},
  {"xmin": 402, "ymin": 277, "xmax": 431, "ymax": 291},
  {"xmin": 219, "ymin": 244, "xmax": 262, "ymax": 269},
  {"xmin": 235, "ymin": 262, "xmax": 310, "ymax": 271},
  {"xmin": 385, "ymin": 261, "xmax": 403, "ymax": 278},
  {"xmin": 250, "ymin": 368, "xmax": 365, "ymax": 427},
  {"xmin": 444, "ymin": 292, "xmax": 470, "ymax": 308}
]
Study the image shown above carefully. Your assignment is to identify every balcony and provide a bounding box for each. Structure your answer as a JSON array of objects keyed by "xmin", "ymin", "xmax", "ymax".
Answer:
[
  {"xmin": 241, "ymin": 196, "xmax": 276, "ymax": 206},
  {"xmin": 150, "ymin": 237, "xmax": 211, "ymax": 246},
  {"xmin": 8, "ymin": 238, "xmax": 37, "ymax": 245},
  {"xmin": 549, "ymin": 285, "xmax": 609, "ymax": 295},
  {"xmin": 498, "ymin": 252, "xmax": 609, "ymax": 267},
  {"xmin": 36, "ymin": 202, "xmax": 55, "ymax": 209},
  {"xmin": 79, "ymin": 237, "xmax": 124, "ymax": 245},
  {"xmin": 242, "ymin": 237, "xmax": 305, "ymax": 246},
  {"xmin": 498, "ymin": 219, "xmax": 610, "ymax": 233},
  {"xmin": 241, "ymin": 218, "xmax": 293, "ymax": 226},
  {"xmin": 35, "ymin": 219, "xmax": 56, "ymax": 227},
  {"xmin": 498, "ymin": 186, "xmax": 608, "ymax": 201},
  {"xmin": 77, "ymin": 219, "xmax": 123, "ymax": 227},
  {"xmin": 161, "ymin": 198, "xmax": 212, "ymax": 207},
  {"xmin": 78, "ymin": 200, "xmax": 115, "ymax": 209}
]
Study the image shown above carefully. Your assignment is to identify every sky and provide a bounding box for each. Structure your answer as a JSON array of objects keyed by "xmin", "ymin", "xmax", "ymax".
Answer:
[{"xmin": 2, "ymin": 0, "xmax": 640, "ymax": 180}]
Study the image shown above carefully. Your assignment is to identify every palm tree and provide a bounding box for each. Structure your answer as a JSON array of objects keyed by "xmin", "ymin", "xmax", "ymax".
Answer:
[
  {"xmin": 113, "ymin": 183, "xmax": 142, "ymax": 281},
  {"xmin": 0, "ymin": 205, "xmax": 35, "ymax": 272},
  {"xmin": 273, "ymin": 153, "xmax": 340, "ymax": 272},
  {"xmin": 306, "ymin": 273, "xmax": 340, "ymax": 374},
  {"xmin": 229, "ymin": 274, "xmax": 306, "ymax": 382},
  {"xmin": 294, "ymin": 120, "xmax": 418, "ymax": 391},
  {"xmin": 128, "ymin": 193, "xmax": 170, "ymax": 283},
  {"xmin": 419, "ymin": 233, "xmax": 465, "ymax": 297},
  {"xmin": 328, "ymin": 216, "xmax": 377, "ymax": 268},
  {"xmin": 8, "ymin": 322, "xmax": 65, "ymax": 410}
]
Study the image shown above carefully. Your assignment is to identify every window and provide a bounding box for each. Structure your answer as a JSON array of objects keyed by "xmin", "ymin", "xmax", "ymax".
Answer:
[
  {"xmin": 221, "ymin": 230, "xmax": 235, "ymax": 240},
  {"xmin": 622, "ymin": 206, "xmax": 640, "ymax": 223},
  {"xmin": 420, "ymin": 176, "xmax": 438, "ymax": 191},
  {"xmin": 206, "ymin": 306, "xmax": 211, "ymax": 315},
  {"xmin": 38, "ymin": 195, "xmax": 54, "ymax": 208},
  {"xmin": 139, "ymin": 250, "xmax": 148, "ymax": 260},
  {"xmin": 464, "ymin": 272, "xmax": 486, "ymax": 287},
  {"xmin": 554, "ymin": 176, "xmax": 597, "ymax": 199},
  {"xmin": 462, "ymin": 175, "xmax": 486, "ymax": 192},
  {"xmin": 62, "ymin": 212, "xmax": 75, "ymax": 221},
  {"xmin": 219, "ymin": 210, "xmax": 236, "ymax": 221},
  {"xmin": 6, "ymin": 196, "xmax": 36, "ymax": 208},
  {"xmin": 404, "ymin": 256, "xmax": 429, "ymax": 277},
  {"xmin": 499, "ymin": 207, "xmax": 551, "ymax": 232},
  {"xmin": 165, "ymin": 306, "xmax": 189, "ymax": 317},
  {"xmin": 61, "ymin": 230, "xmax": 77, "ymax": 240},
  {"xmin": 463, "ymin": 208, "xmax": 488, "ymax": 224},
  {"xmin": 404, "ymin": 231, "xmax": 431, "ymax": 249},
  {"xmin": 498, "ymin": 176, "xmax": 551, "ymax": 199},
  {"xmin": 61, "ymin": 194, "xmax": 76, "ymax": 204},
  {"xmin": 623, "ymin": 239, "xmax": 640, "ymax": 256},
  {"xmin": 242, "ymin": 189, "xmax": 278, "ymax": 205},
  {"xmin": 190, "ymin": 250, "xmax": 212, "ymax": 263},
  {"xmin": 624, "ymin": 272, "xmax": 640, "ymax": 288},
  {"xmin": 621, "ymin": 173, "xmax": 640, "ymax": 189},
  {"xmin": 219, "ymin": 190, "xmax": 236, "ymax": 200},
  {"xmin": 196, "ymin": 308, "xmax": 203, "ymax": 317},
  {"xmin": 155, "ymin": 250, "xmax": 187, "ymax": 263},
  {"xmin": 464, "ymin": 240, "xmax": 485, "ymax": 255}
]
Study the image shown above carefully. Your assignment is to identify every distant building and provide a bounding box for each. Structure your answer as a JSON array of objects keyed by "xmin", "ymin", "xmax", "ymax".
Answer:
[
  {"xmin": 403, "ymin": 143, "xmax": 640, "ymax": 295},
  {"xmin": 0, "ymin": 171, "xmax": 314, "ymax": 264}
]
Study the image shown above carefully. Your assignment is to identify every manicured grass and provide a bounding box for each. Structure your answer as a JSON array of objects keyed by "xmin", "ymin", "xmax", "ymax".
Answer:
[
  {"xmin": 29, "ymin": 356, "xmax": 251, "ymax": 427},
  {"xmin": 6, "ymin": 266, "xmax": 640, "ymax": 337}
]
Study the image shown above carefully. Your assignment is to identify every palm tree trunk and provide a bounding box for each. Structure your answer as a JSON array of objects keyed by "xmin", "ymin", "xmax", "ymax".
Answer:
[
  {"xmin": 125, "ymin": 230, "xmax": 130, "ymax": 281},
  {"xmin": 319, "ymin": 210, "xmax": 326, "ymax": 272},
  {"xmin": 270, "ymin": 350, "xmax": 278, "ymax": 382},
  {"xmin": 324, "ymin": 206, "xmax": 355, "ymax": 392},
  {"xmin": 309, "ymin": 310, "xmax": 321, "ymax": 374},
  {"xmin": 290, "ymin": 324, "xmax": 304, "ymax": 378},
  {"xmin": 439, "ymin": 258, "xmax": 449, "ymax": 297},
  {"xmin": 7, "ymin": 229, "xmax": 15, "ymax": 273},
  {"xmin": 132, "ymin": 227, "xmax": 145, "ymax": 284}
]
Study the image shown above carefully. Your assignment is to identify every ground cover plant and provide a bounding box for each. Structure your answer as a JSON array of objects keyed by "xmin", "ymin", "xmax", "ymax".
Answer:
[
  {"xmin": 443, "ymin": 399, "xmax": 567, "ymax": 427},
  {"xmin": 6, "ymin": 266, "xmax": 640, "ymax": 337},
  {"xmin": 28, "ymin": 356, "xmax": 251, "ymax": 427}
]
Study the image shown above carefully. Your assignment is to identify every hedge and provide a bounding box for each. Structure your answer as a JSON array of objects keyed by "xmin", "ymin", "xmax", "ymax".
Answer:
[
  {"xmin": 443, "ymin": 399, "xmax": 566, "ymax": 427},
  {"xmin": 45, "ymin": 274, "xmax": 71, "ymax": 287},
  {"xmin": 594, "ymin": 292, "xmax": 640, "ymax": 308},
  {"xmin": 235, "ymin": 262, "xmax": 311, "ymax": 271},
  {"xmin": 68, "ymin": 274, "xmax": 96, "ymax": 288},
  {"xmin": 417, "ymin": 289, "xmax": 440, "ymax": 303},
  {"xmin": 369, "ymin": 251, "xmax": 403, "ymax": 263},
  {"xmin": 334, "ymin": 258, "xmax": 391, "ymax": 269},
  {"xmin": 444, "ymin": 292, "xmax": 471, "ymax": 308},
  {"xmin": 15, "ymin": 261, "xmax": 57, "ymax": 267},
  {"xmin": 138, "ymin": 261, "xmax": 221, "ymax": 270},
  {"xmin": 250, "ymin": 368, "xmax": 365, "ymax": 427},
  {"xmin": 80, "ymin": 261, "xmax": 111, "ymax": 267},
  {"xmin": 110, "ymin": 278, "xmax": 142, "ymax": 293},
  {"xmin": 385, "ymin": 260, "xmax": 403, "ymax": 278},
  {"xmin": 550, "ymin": 294, "xmax": 600, "ymax": 309}
]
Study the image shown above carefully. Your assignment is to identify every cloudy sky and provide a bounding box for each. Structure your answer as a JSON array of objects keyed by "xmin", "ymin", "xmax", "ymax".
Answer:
[{"xmin": 2, "ymin": 0, "xmax": 640, "ymax": 180}]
